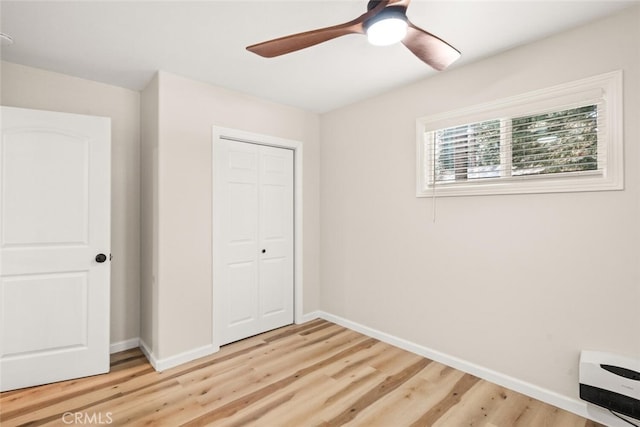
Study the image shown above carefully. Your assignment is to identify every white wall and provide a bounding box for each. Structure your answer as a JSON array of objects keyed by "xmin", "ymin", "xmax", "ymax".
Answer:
[
  {"xmin": 320, "ymin": 4, "xmax": 640, "ymax": 409},
  {"xmin": 142, "ymin": 71, "xmax": 321, "ymax": 361},
  {"xmin": 1, "ymin": 61, "xmax": 141, "ymax": 346}
]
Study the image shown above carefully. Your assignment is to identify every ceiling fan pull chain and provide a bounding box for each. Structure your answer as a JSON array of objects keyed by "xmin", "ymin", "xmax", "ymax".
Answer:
[{"xmin": 432, "ymin": 138, "xmax": 437, "ymax": 223}]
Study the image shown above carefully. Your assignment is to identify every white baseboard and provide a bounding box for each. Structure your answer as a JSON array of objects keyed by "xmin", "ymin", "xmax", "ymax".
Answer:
[
  {"xmin": 136, "ymin": 314, "xmax": 320, "ymax": 371},
  {"xmin": 138, "ymin": 339, "xmax": 219, "ymax": 372},
  {"xmin": 317, "ymin": 311, "xmax": 626, "ymax": 427},
  {"xmin": 110, "ymin": 338, "xmax": 140, "ymax": 354},
  {"xmin": 138, "ymin": 339, "xmax": 157, "ymax": 370},
  {"xmin": 298, "ymin": 310, "xmax": 321, "ymax": 324}
]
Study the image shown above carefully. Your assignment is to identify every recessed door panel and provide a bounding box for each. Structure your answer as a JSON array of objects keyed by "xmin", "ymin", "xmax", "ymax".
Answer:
[
  {"xmin": 229, "ymin": 149, "xmax": 257, "ymax": 172},
  {"xmin": 2, "ymin": 130, "xmax": 89, "ymax": 246},
  {"xmin": 227, "ymin": 262, "xmax": 257, "ymax": 326},
  {"xmin": 260, "ymin": 258, "xmax": 287, "ymax": 317},
  {"xmin": 1, "ymin": 273, "xmax": 88, "ymax": 356},
  {"xmin": 261, "ymin": 185, "xmax": 285, "ymax": 240},
  {"xmin": 229, "ymin": 182, "xmax": 257, "ymax": 244}
]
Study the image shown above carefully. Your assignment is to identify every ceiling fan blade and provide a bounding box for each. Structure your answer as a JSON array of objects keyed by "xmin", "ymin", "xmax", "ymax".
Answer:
[
  {"xmin": 247, "ymin": 23, "xmax": 362, "ymax": 58},
  {"xmin": 402, "ymin": 22, "xmax": 460, "ymax": 71},
  {"xmin": 247, "ymin": 1, "xmax": 390, "ymax": 58}
]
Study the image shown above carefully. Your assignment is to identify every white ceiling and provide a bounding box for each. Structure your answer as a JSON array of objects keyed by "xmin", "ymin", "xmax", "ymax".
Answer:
[{"xmin": 0, "ymin": 1, "xmax": 637, "ymax": 113}]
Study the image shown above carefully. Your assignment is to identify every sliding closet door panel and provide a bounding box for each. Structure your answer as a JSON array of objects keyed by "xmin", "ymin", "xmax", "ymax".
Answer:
[
  {"xmin": 216, "ymin": 141, "xmax": 259, "ymax": 344},
  {"xmin": 258, "ymin": 146, "xmax": 293, "ymax": 329}
]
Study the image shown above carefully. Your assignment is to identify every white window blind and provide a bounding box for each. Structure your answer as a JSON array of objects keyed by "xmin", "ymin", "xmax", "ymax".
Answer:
[
  {"xmin": 416, "ymin": 71, "xmax": 623, "ymax": 197},
  {"xmin": 431, "ymin": 103, "xmax": 602, "ymax": 183}
]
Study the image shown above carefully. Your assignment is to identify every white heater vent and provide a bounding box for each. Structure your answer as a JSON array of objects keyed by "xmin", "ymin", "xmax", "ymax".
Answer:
[{"xmin": 579, "ymin": 350, "xmax": 640, "ymax": 421}]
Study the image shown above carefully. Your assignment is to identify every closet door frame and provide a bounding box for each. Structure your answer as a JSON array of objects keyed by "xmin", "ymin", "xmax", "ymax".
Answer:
[{"xmin": 212, "ymin": 126, "xmax": 303, "ymax": 348}]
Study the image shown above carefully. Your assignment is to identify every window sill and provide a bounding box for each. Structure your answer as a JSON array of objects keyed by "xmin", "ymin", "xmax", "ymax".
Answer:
[{"xmin": 416, "ymin": 171, "xmax": 623, "ymax": 197}]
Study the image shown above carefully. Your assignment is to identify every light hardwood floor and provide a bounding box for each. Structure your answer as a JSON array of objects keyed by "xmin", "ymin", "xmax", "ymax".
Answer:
[{"xmin": 0, "ymin": 319, "xmax": 603, "ymax": 426}]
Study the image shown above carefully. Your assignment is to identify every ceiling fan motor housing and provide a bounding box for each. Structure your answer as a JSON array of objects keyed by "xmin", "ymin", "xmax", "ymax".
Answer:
[{"xmin": 367, "ymin": 0, "xmax": 384, "ymax": 11}]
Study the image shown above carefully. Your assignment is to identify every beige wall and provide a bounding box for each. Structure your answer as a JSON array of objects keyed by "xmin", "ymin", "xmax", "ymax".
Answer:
[
  {"xmin": 140, "ymin": 73, "xmax": 159, "ymax": 354},
  {"xmin": 320, "ymin": 6, "xmax": 640, "ymax": 402},
  {"xmin": 145, "ymin": 71, "xmax": 321, "ymax": 360},
  {"xmin": 1, "ymin": 61, "xmax": 141, "ymax": 346}
]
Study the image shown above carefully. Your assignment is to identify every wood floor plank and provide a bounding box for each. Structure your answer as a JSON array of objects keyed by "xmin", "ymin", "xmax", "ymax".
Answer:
[
  {"xmin": 216, "ymin": 369, "xmax": 337, "ymax": 427},
  {"xmin": 0, "ymin": 320, "xmax": 605, "ymax": 427},
  {"xmin": 128, "ymin": 400, "xmax": 205, "ymax": 427},
  {"xmin": 549, "ymin": 407, "xmax": 601, "ymax": 427},
  {"xmin": 194, "ymin": 329, "xmax": 367, "ymax": 410},
  {"xmin": 0, "ymin": 364, "xmax": 154, "ymax": 422},
  {"xmin": 324, "ymin": 358, "xmax": 432, "ymax": 425},
  {"xmin": 225, "ymin": 343, "xmax": 395, "ymax": 426},
  {"xmin": 411, "ymin": 372, "xmax": 482, "ymax": 426},
  {"xmin": 431, "ymin": 379, "xmax": 519, "ymax": 427},
  {"xmin": 0, "ymin": 358, "xmax": 152, "ymax": 416},
  {"xmin": 183, "ymin": 337, "xmax": 379, "ymax": 426},
  {"xmin": 349, "ymin": 361, "xmax": 465, "ymax": 426},
  {"xmin": 263, "ymin": 368, "xmax": 382, "ymax": 427},
  {"xmin": 254, "ymin": 346, "xmax": 428, "ymax": 427},
  {"xmin": 102, "ymin": 381, "xmax": 193, "ymax": 426},
  {"xmin": 485, "ymin": 391, "xmax": 535, "ymax": 426}
]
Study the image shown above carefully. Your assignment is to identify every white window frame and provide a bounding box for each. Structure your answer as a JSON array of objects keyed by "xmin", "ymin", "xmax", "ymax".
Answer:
[{"xmin": 416, "ymin": 70, "xmax": 624, "ymax": 197}]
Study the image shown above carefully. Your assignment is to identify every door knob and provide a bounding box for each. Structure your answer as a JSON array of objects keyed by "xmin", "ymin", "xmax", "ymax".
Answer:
[
  {"xmin": 95, "ymin": 253, "xmax": 107, "ymax": 263},
  {"xmin": 262, "ymin": 249, "xmax": 266, "ymax": 254}
]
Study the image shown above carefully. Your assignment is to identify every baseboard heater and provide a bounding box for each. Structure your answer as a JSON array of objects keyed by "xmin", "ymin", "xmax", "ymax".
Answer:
[{"xmin": 579, "ymin": 351, "xmax": 640, "ymax": 421}]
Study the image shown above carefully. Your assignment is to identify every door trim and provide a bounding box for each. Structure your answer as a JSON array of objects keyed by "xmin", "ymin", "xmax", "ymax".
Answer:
[{"xmin": 212, "ymin": 127, "xmax": 303, "ymax": 348}]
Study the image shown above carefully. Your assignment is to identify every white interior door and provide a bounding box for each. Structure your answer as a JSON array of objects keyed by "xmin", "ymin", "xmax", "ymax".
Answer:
[
  {"xmin": 214, "ymin": 137, "xmax": 294, "ymax": 346},
  {"xmin": 0, "ymin": 106, "xmax": 111, "ymax": 391}
]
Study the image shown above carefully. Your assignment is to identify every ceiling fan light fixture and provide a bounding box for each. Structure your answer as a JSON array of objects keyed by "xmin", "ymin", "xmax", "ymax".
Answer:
[
  {"xmin": 367, "ymin": 18, "xmax": 408, "ymax": 46},
  {"xmin": 365, "ymin": 6, "xmax": 408, "ymax": 46}
]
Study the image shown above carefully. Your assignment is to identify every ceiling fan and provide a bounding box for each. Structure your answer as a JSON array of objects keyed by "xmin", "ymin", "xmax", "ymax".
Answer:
[{"xmin": 246, "ymin": 0, "xmax": 460, "ymax": 71}]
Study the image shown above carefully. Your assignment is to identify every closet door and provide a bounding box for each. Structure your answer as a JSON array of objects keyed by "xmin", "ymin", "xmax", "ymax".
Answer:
[{"xmin": 214, "ymin": 138, "xmax": 293, "ymax": 345}]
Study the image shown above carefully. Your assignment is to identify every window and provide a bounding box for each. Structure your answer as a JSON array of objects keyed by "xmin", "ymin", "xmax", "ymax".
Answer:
[{"xmin": 416, "ymin": 71, "xmax": 623, "ymax": 197}]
